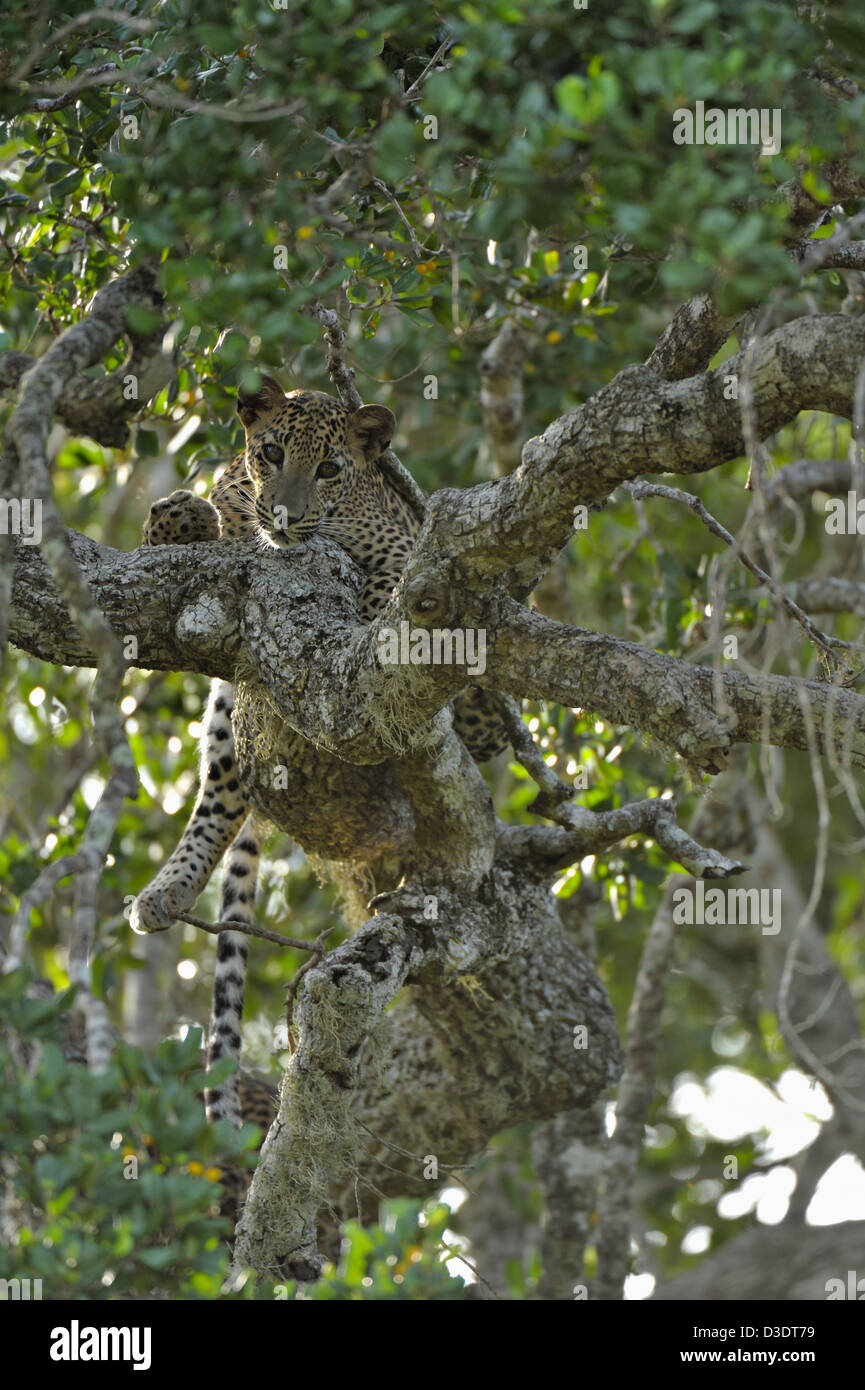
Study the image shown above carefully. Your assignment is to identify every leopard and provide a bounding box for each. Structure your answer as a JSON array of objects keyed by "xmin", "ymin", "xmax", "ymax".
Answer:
[{"xmin": 129, "ymin": 374, "xmax": 508, "ymax": 1142}]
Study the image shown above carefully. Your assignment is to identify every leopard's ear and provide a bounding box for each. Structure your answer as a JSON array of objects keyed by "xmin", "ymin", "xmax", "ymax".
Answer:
[
  {"xmin": 236, "ymin": 374, "xmax": 286, "ymax": 428},
  {"xmin": 348, "ymin": 403, "xmax": 396, "ymax": 462}
]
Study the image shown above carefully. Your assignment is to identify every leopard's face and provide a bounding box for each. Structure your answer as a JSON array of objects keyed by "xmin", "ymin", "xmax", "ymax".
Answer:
[{"xmin": 236, "ymin": 378, "xmax": 394, "ymax": 550}]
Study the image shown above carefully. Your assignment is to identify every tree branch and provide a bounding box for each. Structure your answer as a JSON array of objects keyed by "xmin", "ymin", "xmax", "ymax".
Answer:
[
  {"xmin": 644, "ymin": 293, "xmax": 740, "ymax": 381},
  {"xmin": 596, "ymin": 873, "xmax": 684, "ymax": 1300},
  {"xmin": 4, "ymin": 265, "xmax": 169, "ymax": 1065},
  {"xmin": 479, "ymin": 317, "xmax": 528, "ymax": 474},
  {"xmin": 0, "ymin": 312, "xmax": 175, "ymax": 449},
  {"xmin": 404, "ymin": 314, "xmax": 865, "ymax": 600},
  {"xmin": 492, "ymin": 601, "xmax": 865, "ymax": 774},
  {"xmin": 12, "ymin": 529, "xmax": 865, "ymax": 786}
]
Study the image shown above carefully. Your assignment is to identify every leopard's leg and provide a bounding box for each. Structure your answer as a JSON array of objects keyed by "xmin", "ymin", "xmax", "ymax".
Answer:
[
  {"xmin": 205, "ymin": 815, "xmax": 263, "ymax": 1127},
  {"xmin": 134, "ymin": 488, "xmax": 241, "ymax": 931},
  {"xmin": 136, "ymin": 485, "xmax": 266, "ymax": 1143},
  {"xmin": 130, "ymin": 679, "xmax": 249, "ymax": 932}
]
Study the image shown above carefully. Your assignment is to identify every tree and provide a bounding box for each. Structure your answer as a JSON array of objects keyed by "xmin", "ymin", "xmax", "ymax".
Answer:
[{"xmin": 3, "ymin": 0, "xmax": 865, "ymax": 1301}]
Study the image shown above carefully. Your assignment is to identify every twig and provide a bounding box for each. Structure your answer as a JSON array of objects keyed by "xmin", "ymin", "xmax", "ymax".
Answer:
[
  {"xmin": 354, "ymin": 1115, "xmax": 482, "ymax": 1186},
  {"xmin": 305, "ymin": 300, "xmax": 428, "ymax": 522},
  {"xmin": 27, "ymin": 63, "xmax": 121, "ymax": 111},
  {"xmin": 402, "ymin": 35, "xmax": 453, "ymax": 104},
  {"xmin": 124, "ymin": 83, "xmax": 306, "ymax": 125},
  {"xmin": 495, "ymin": 696, "xmax": 746, "ymax": 878},
  {"xmin": 350, "ymin": 1138, "xmax": 480, "ymax": 1200},
  {"xmin": 4, "ymin": 853, "xmax": 88, "ymax": 973},
  {"xmin": 792, "ymin": 211, "xmax": 865, "ymax": 275},
  {"xmin": 316, "ymin": 212, "xmax": 425, "ymax": 258},
  {"xmin": 436, "ymin": 1242, "xmax": 501, "ymax": 1299},
  {"xmin": 305, "ymin": 302, "xmax": 363, "ymax": 409},
  {"xmin": 176, "ymin": 911, "xmax": 329, "ymax": 953},
  {"xmin": 496, "ymin": 693, "xmax": 571, "ymax": 808},
  {"xmin": 371, "ymin": 179, "xmax": 434, "ymax": 258},
  {"xmin": 12, "ymin": 10, "xmax": 151, "ymax": 84},
  {"xmin": 624, "ymin": 480, "xmax": 855, "ymax": 670}
]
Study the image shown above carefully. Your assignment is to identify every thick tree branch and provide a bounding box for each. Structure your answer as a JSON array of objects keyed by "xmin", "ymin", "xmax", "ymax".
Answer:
[
  {"xmin": 401, "ymin": 313, "xmax": 865, "ymax": 600},
  {"xmin": 12, "ymin": 530, "xmax": 865, "ymax": 782},
  {"xmin": 644, "ymin": 293, "xmax": 740, "ymax": 381},
  {"xmin": 232, "ymin": 872, "xmax": 625, "ymax": 1279},
  {"xmin": 652, "ymin": 1220, "xmax": 865, "ymax": 1301},
  {"xmin": 794, "ymin": 236, "xmax": 865, "ymax": 272},
  {"xmin": 492, "ymin": 602, "xmax": 865, "ymax": 773},
  {"xmin": 231, "ymin": 911, "xmax": 424, "ymax": 1279},
  {"xmin": 762, "ymin": 456, "xmax": 852, "ymax": 508}
]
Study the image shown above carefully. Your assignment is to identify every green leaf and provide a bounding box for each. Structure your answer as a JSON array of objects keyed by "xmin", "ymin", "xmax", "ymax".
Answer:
[
  {"xmin": 50, "ymin": 171, "xmax": 84, "ymax": 200},
  {"xmin": 137, "ymin": 1246, "xmax": 179, "ymax": 1270},
  {"xmin": 135, "ymin": 429, "xmax": 159, "ymax": 457},
  {"xmin": 125, "ymin": 305, "xmax": 161, "ymax": 334}
]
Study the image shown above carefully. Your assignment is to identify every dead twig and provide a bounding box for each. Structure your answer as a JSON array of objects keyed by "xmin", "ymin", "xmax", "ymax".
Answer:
[
  {"xmin": 176, "ymin": 911, "xmax": 328, "ymax": 954},
  {"xmin": 624, "ymin": 480, "xmax": 858, "ymax": 671}
]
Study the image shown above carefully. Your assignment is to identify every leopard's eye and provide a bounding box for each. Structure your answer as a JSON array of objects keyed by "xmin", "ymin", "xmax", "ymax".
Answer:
[
  {"xmin": 316, "ymin": 459, "xmax": 342, "ymax": 480},
  {"xmin": 261, "ymin": 442, "xmax": 283, "ymax": 466}
]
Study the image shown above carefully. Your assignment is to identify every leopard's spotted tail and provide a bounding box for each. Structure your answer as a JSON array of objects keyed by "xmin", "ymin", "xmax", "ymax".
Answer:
[{"xmin": 204, "ymin": 816, "xmax": 263, "ymax": 1126}]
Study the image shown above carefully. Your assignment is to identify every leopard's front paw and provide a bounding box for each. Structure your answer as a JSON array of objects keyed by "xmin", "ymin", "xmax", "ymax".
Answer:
[
  {"xmin": 129, "ymin": 878, "xmax": 195, "ymax": 935},
  {"xmin": 142, "ymin": 490, "xmax": 220, "ymax": 546}
]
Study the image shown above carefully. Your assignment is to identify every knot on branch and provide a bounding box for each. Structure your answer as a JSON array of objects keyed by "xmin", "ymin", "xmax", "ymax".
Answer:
[{"xmin": 404, "ymin": 570, "xmax": 453, "ymax": 625}]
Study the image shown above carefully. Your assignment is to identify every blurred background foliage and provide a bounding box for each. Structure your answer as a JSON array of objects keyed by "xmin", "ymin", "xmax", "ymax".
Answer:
[{"xmin": 1, "ymin": 0, "xmax": 865, "ymax": 1298}]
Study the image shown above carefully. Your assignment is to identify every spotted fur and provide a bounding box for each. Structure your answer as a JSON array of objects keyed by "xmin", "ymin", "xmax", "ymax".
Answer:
[{"xmin": 130, "ymin": 377, "xmax": 508, "ymax": 1136}]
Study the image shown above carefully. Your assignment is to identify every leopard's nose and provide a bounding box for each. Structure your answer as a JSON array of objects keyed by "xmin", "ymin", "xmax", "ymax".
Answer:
[
  {"xmin": 273, "ymin": 477, "xmax": 311, "ymax": 524},
  {"xmin": 271, "ymin": 506, "xmax": 304, "ymax": 531}
]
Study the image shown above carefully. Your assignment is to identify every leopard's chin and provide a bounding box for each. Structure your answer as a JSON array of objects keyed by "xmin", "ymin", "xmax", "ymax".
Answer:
[{"xmin": 259, "ymin": 525, "xmax": 311, "ymax": 549}]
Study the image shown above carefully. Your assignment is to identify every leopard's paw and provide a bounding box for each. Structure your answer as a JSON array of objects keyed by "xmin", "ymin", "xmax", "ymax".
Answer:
[
  {"xmin": 142, "ymin": 490, "xmax": 220, "ymax": 546},
  {"xmin": 129, "ymin": 878, "xmax": 196, "ymax": 935}
]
